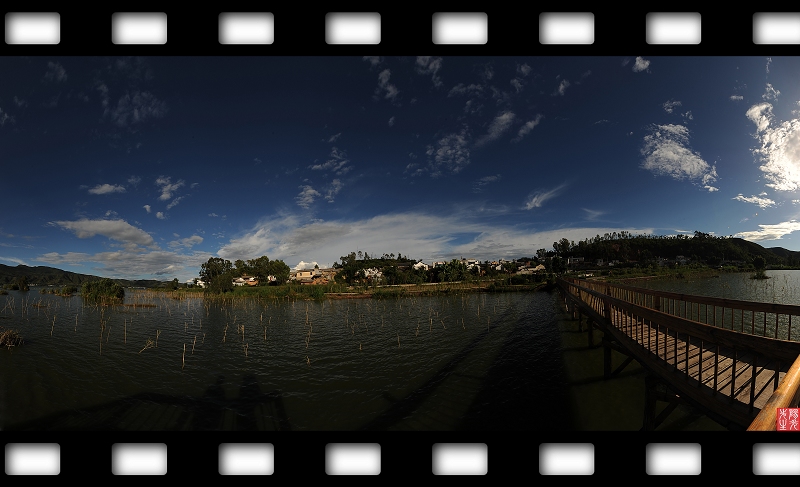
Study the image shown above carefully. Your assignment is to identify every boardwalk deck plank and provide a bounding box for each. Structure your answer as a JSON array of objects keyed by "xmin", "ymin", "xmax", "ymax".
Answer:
[{"xmin": 562, "ymin": 279, "xmax": 800, "ymax": 429}]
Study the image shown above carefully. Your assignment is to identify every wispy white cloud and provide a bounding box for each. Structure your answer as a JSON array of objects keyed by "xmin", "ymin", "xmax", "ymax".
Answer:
[
  {"xmin": 327, "ymin": 133, "xmax": 341, "ymax": 143},
  {"xmin": 143, "ymin": 205, "xmax": 151, "ymax": 213},
  {"xmin": 554, "ymin": 79, "xmax": 570, "ymax": 96},
  {"xmin": 0, "ymin": 256, "xmax": 29, "ymax": 266},
  {"xmin": 166, "ymin": 196, "xmax": 185, "ymax": 210},
  {"xmin": 415, "ymin": 56, "xmax": 443, "ymax": 88},
  {"xmin": 128, "ymin": 175, "xmax": 141, "ymax": 187},
  {"xmin": 640, "ymin": 124, "xmax": 718, "ymax": 191},
  {"xmin": 746, "ymin": 102, "xmax": 800, "ymax": 192},
  {"xmin": 169, "ymin": 235, "xmax": 203, "ymax": 248},
  {"xmin": 50, "ymin": 218, "xmax": 154, "ymax": 246},
  {"xmin": 517, "ymin": 63, "xmax": 531, "ymax": 77},
  {"xmin": 525, "ymin": 183, "xmax": 567, "ymax": 210},
  {"xmin": 388, "ymin": 116, "xmax": 395, "ymax": 127},
  {"xmin": 36, "ymin": 248, "xmax": 214, "ymax": 280},
  {"xmin": 44, "ymin": 61, "xmax": 67, "ymax": 82},
  {"xmin": 88, "ymin": 183, "xmax": 126, "ymax": 195},
  {"xmin": 309, "ymin": 146, "xmax": 352, "ymax": 175},
  {"xmin": 376, "ymin": 69, "xmax": 399, "ymax": 102},
  {"xmin": 325, "ymin": 179, "xmax": 344, "ymax": 203},
  {"xmin": 734, "ymin": 219, "xmax": 800, "ymax": 242},
  {"xmin": 155, "ymin": 176, "xmax": 185, "ymax": 201},
  {"xmin": 582, "ymin": 208, "xmax": 605, "ymax": 221},
  {"xmin": 475, "ymin": 111, "xmax": 515, "ymax": 147},
  {"xmin": 217, "ymin": 210, "xmax": 653, "ymax": 268},
  {"xmin": 156, "ymin": 212, "xmax": 166, "ymax": 220},
  {"xmin": 513, "ymin": 114, "xmax": 543, "ymax": 142},
  {"xmin": 362, "ymin": 56, "xmax": 382, "ymax": 67},
  {"xmin": 730, "ymin": 95, "xmax": 744, "ymax": 101},
  {"xmin": 510, "ymin": 78, "xmax": 524, "ymax": 93},
  {"xmin": 763, "ymin": 83, "xmax": 781, "ymax": 101},
  {"xmin": 0, "ymin": 107, "xmax": 15, "ymax": 127},
  {"xmin": 472, "ymin": 174, "xmax": 501, "ymax": 193},
  {"xmin": 110, "ymin": 91, "xmax": 167, "ymax": 127},
  {"xmin": 732, "ymin": 194, "xmax": 776, "ymax": 209},
  {"xmin": 663, "ymin": 99, "xmax": 682, "ymax": 113},
  {"xmin": 632, "ymin": 56, "xmax": 651, "ymax": 73},
  {"xmin": 448, "ymin": 83, "xmax": 483, "ymax": 97},
  {"xmin": 425, "ymin": 128, "xmax": 470, "ymax": 177},
  {"xmin": 296, "ymin": 185, "xmax": 321, "ymax": 209}
]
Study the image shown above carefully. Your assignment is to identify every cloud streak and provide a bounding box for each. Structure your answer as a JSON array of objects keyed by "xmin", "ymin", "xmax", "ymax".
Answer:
[
  {"xmin": 50, "ymin": 219, "xmax": 154, "ymax": 246},
  {"xmin": 525, "ymin": 184, "xmax": 567, "ymax": 210}
]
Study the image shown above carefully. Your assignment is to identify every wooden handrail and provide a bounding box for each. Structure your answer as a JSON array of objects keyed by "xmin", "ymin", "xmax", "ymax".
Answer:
[
  {"xmin": 747, "ymin": 353, "xmax": 800, "ymax": 431},
  {"xmin": 559, "ymin": 279, "xmax": 800, "ymax": 363}
]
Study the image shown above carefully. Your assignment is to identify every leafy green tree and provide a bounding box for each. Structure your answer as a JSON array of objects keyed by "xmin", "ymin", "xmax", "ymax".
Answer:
[
  {"xmin": 171, "ymin": 278, "xmax": 179, "ymax": 290},
  {"xmin": 200, "ymin": 257, "xmax": 234, "ymax": 294}
]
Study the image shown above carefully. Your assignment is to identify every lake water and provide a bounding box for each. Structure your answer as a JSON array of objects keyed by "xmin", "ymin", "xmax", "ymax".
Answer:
[
  {"xmin": 624, "ymin": 269, "xmax": 800, "ymax": 306},
  {"xmin": 0, "ymin": 289, "xmax": 573, "ymax": 431}
]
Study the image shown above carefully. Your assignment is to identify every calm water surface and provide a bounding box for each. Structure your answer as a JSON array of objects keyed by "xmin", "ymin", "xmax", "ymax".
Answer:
[
  {"xmin": 634, "ymin": 270, "xmax": 800, "ymax": 305},
  {"xmin": 0, "ymin": 289, "xmax": 572, "ymax": 431}
]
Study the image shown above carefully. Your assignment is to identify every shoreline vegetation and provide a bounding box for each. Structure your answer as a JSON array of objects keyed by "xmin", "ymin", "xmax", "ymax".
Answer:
[{"xmin": 135, "ymin": 279, "xmax": 554, "ymax": 302}]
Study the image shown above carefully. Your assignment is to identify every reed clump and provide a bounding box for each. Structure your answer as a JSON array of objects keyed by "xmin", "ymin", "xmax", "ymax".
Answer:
[{"xmin": 0, "ymin": 327, "xmax": 23, "ymax": 349}]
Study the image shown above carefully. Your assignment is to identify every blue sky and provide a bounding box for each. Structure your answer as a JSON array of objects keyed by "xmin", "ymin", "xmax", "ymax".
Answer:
[{"xmin": 2, "ymin": 56, "xmax": 800, "ymax": 282}]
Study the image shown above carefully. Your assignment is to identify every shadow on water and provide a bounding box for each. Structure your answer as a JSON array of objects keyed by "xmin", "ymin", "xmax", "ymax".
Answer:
[
  {"xmin": 4, "ymin": 291, "xmax": 571, "ymax": 431},
  {"xmin": 3, "ymin": 373, "xmax": 293, "ymax": 431}
]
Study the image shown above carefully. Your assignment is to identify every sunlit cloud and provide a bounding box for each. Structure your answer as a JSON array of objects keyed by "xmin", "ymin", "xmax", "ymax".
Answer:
[
  {"xmin": 746, "ymin": 102, "xmax": 800, "ymax": 192},
  {"xmin": 50, "ymin": 218, "xmax": 154, "ymax": 246},
  {"xmin": 632, "ymin": 56, "xmax": 651, "ymax": 73},
  {"xmin": 734, "ymin": 220, "xmax": 800, "ymax": 242},
  {"xmin": 641, "ymin": 124, "xmax": 718, "ymax": 191},
  {"xmin": 732, "ymin": 194, "xmax": 776, "ymax": 209}
]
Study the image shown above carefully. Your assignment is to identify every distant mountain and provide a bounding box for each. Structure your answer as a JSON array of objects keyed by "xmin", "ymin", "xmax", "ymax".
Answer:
[
  {"xmin": 766, "ymin": 247, "xmax": 800, "ymax": 263},
  {"xmin": 0, "ymin": 264, "xmax": 164, "ymax": 288}
]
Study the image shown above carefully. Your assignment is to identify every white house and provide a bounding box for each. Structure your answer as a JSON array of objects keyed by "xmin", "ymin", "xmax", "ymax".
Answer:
[{"xmin": 413, "ymin": 261, "xmax": 429, "ymax": 271}]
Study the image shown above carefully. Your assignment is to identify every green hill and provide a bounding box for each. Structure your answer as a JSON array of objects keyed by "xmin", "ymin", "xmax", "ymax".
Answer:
[{"xmin": 0, "ymin": 264, "xmax": 164, "ymax": 288}]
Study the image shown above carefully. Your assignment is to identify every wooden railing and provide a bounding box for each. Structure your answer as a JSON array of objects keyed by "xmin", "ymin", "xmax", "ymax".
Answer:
[
  {"xmin": 558, "ymin": 277, "xmax": 800, "ymax": 430},
  {"xmin": 570, "ymin": 278, "xmax": 800, "ymax": 341},
  {"xmin": 748, "ymin": 354, "xmax": 800, "ymax": 430}
]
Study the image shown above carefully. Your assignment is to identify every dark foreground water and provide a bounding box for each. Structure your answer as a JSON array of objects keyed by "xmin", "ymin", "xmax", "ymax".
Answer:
[{"xmin": 0, "ymin": 289, "xmax": 573, "ymax": 431}]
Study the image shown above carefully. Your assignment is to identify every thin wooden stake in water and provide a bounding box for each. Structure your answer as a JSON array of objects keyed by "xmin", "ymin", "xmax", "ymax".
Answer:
[
  {"xmin": 182, "ymin": 343, "xmax": 186, "ymax": 369},
  {"xmin": 192, "ymin": 335, "xmax": 196, "ymax": 354},
  {"xmin": 397, "ymin": 332, "xmax": 400, "ymax": 348}
]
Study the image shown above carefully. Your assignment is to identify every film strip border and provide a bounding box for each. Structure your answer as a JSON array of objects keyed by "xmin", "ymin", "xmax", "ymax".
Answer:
[
  {"xmin": 2, "ymin": 10, "xmax": 800, "ymax": 53},
  {"xmin": 4, "ymin": 432, "xmax": 800, "ymax": 477}
]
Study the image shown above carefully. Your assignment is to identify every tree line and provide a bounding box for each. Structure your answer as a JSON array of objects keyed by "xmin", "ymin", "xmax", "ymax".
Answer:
[{"xmin": 199, "ymin": 256, "xmax": 291, "ymax": 294}]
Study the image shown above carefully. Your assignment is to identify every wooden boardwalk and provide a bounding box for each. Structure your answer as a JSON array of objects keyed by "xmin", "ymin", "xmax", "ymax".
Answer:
[{"xmin": 558, "ymin": 277, "xmax": 800, "ymax": 430}]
